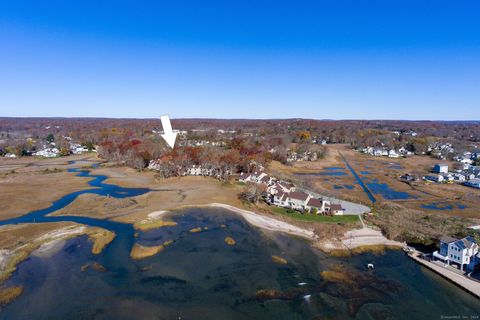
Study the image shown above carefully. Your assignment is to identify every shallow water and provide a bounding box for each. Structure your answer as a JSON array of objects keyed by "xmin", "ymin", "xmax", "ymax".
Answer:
[
  {"xmin": 422, "ymin": 202, "xmax": 467, "ymax": 211},
  {"xmin": 295, "ymin": 171, "xmax": 348, "ymax": 177},
  {"xmin": 366, "ymin": 182, "xmax": 414, "ymax": 200},
  {"xmin": 3, "ymin": 208, "xmax": 480, "ymax": 319},
  {"xmin": 340, "ymin": 154, "xmax": 377, "ymax": 203}
]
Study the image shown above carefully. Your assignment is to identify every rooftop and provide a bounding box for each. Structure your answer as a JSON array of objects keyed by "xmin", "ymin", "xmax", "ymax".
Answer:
[{"xmin": 288, "ymin": 192, "xmax": 309, "ymax": 201}]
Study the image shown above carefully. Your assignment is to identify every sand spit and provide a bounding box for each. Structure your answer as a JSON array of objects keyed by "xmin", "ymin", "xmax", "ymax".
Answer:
[
  {"xmin": 208, "ymin": 203, "xmax": 317, "ymax": 240},
  {"xmin": 134, "ymin": 210, "xmax": 177, "ymax": 231},
  {"xmin": 36, "ymin": 225, "xmax": 87, "ymax": 242},
  {"xmin": 32, "ymin": 239, "xmax": 66, "ymax": 258},
  {"xmin": 130, "ymin": 240, "xmax": 173, "ymax": 260}
]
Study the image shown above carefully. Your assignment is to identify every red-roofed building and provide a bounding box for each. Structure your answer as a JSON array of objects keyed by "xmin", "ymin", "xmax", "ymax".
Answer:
[
  {"xmin": 330, "ymin": 204, "xmax": 345, "ymax": 215},
  {"xmin": 306, "ymin": 198, "xmax": 325, "ymax": 213},
  {"xmin": 285, "ymin": 192, "xmax": 311, "ymax": 211}
]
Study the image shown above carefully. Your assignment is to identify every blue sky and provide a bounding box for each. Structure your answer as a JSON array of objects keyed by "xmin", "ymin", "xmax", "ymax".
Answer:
[{"xmin": 1, "ymin": 1, "xmax": 479, "ymax": 120}]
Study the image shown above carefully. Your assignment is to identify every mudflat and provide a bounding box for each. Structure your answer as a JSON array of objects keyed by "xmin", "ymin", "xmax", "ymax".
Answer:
[
  {"xmin": 0, "ymin": 155, "xmax": 98, "ymax": 219},
  {"xmin": 51, "ymin": 169, "xmax": 246, "ymax": 224}
]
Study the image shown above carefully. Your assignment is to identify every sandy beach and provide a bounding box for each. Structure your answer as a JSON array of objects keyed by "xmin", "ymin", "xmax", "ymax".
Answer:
[
  {"xmin": 140, "ymin": 203, "xmax": 405, "ymax": 251},
  {"xmin": 208, "ymin": 203, "xmax": 317, "ymax": 239},
  {"xmin": 32, "ymin": 239, "xmax": 66, "ymax": 258},
  {"xmin": 341, "ymin": 227, "xmax": 404, "ymax": 249}
]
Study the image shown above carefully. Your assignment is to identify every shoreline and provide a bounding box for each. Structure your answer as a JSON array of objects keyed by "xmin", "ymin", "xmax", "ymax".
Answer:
[
  {"xmin": 408, "ymin": 251, "xmax": 480, "ymax": 299},
  {"xmin": 31, "ymin": 239, "xmax": 67, "ymax": 258},
  {"xmin": 208, "ymin": 203, "xmax": 318, "ymax": 240},
  {"xmin": 0, "ymin": 224, "xmax": 115, "ymax": 286},
  {"xmin": 142, "ymin": 202, "xmax": 404, "ymax": 255}
]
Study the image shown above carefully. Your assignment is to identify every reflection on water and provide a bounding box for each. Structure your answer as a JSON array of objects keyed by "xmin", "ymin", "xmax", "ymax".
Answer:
[
  {"xmin": 366, "ymin": 181, "xmax": 414, "ymax": 200},
  {"xmin": 3, "ymin": 209, "xmax": 480, "ymax": 319},
  {"xmin": 295, "ymin": 171, "xmax": 348, "ymax": 177}
]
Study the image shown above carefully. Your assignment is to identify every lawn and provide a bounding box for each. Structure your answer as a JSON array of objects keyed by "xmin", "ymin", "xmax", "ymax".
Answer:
[{"xmin": 269, "ymin": 206, "xmax": 359, "ymax": 224}]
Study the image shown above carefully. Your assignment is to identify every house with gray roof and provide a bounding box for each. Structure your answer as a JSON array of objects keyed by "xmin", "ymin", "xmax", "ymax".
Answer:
[{"xmin": 433, "ymin": 236, "xmax": 480, "ymax": 272}]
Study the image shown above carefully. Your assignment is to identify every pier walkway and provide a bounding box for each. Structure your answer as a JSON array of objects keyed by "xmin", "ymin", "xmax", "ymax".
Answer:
[{"xmin": 409, "ymin": 251, "xmax": 480, "ymax": 299}]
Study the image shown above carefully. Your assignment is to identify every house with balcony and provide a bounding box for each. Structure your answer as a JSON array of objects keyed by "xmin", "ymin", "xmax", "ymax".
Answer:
[{"xmin": 432, "ymin": 236, "xmax": 480, "ymax": 272}]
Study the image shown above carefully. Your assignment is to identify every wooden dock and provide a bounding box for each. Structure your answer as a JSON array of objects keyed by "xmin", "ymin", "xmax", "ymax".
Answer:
[{"xmin": 408, "ymin": 251, "xmax": 480, "ymax": 299}]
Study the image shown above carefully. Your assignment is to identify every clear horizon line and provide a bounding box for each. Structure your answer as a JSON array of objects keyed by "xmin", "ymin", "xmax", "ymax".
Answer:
[{"xmin": 0, "ymin": 116, "xmax": 479, "ymax": 122}]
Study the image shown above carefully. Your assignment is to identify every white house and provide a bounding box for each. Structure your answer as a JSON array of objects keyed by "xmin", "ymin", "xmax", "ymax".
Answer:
[
  {"xmin": 305, "ymin": 198, "xmax": 329, "ymax": 214},
  {"xmin": 433, "ymin": 236, "xmax": 480, "ymax": 272},
  {"xmin": 277, "ymin": 181, "xmax": 296, "ymax": 193},
  {"xmin": 33, "ymin": 148, "xmax": 59, "ymax": 158},
  {"xmin": 440, "ymin": 173, "xmax": 454, "ymax": 182},
  {"xmin": 330, "ymin": 204, "xmax": 345, "ymax": 215},
  {"xmin": 70, "ymin": 144, "xmax": 89, "ymax": 154},
  {"xmin": 373, "ymin": 148, "xmax": 388, "ymax": 157},
  {"xmin": 388, "ymin": 149, "xmax": 400, "ymax": 158},
  {"xmin": 272, "ymin": 191, "xmax": 288, "ymax": 207},
  {"xmin": 457, "ymin": 157, "xmax": 473, "ymax": 164},
  {"xmin": 184, "ymin": 165, "xmax": 214, "ymax": 176},
  {"xmin": 424, "ymin": 175, "xmax": 444, "ymax": 183},
  {"xmin": 432, "ymin": 164, "xmax": 449, "ymax": 173},
  {"xmin": 285, "ymin": 192, "xmax": 311, "ymax": 211}
]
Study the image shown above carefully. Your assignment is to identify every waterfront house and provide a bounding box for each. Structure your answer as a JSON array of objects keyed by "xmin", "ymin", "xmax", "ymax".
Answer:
[
  {"xmin": 305, "ymin": 198, "xmax": 328, "ymax": 214},
  {"xmin": 433, "ymin": 236, "xmax": 480, "ymax": 272},
  {"xmin": 285, "ymin": 192, "xmax": 311, "ymax": 211},
  {"xmin": 330, "ymin": 204, "xmax": 345, "ymax": 215},
  {"xmin": 433, "ymin": 164, "xmax": 449, "ymax": 174},
  {"xmin": 271, "ymin": 191, "xmax": 288, "ymax": 207}
]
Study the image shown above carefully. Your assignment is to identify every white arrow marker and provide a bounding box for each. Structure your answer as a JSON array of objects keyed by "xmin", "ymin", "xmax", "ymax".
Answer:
[{"xmin": 160, "ymin": 115, "xmax": 177, "ymax": 149}]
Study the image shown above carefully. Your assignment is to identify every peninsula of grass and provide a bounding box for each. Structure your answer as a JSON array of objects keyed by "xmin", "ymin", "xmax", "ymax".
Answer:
[{"xmin": 270, "ymin": 207, "xmax": 359, "ymax": 224}]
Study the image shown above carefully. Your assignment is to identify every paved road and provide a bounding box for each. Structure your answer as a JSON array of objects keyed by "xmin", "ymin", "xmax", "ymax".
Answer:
[{"xmin": 297, "ymin": 187, "xmax": 371, "ymax": 215}]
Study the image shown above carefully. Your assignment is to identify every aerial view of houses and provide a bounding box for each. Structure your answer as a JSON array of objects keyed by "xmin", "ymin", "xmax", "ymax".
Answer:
[{"xmin": 1, "ymin": 1, "xmax": 480, "ymax": 319}]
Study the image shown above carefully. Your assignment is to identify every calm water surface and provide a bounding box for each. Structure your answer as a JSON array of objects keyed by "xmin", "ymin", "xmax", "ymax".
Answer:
[{"xmin": 2, "ymin": 208, "xmax": 480, "ymax": 319}]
